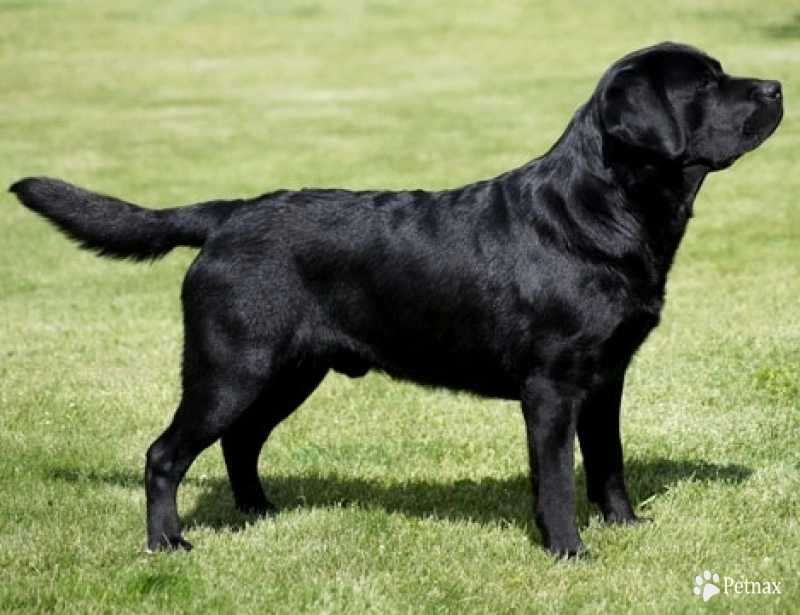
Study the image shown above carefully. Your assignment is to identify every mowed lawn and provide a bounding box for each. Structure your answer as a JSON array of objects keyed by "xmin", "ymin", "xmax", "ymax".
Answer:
[{"xmin": 1, "ymin": 1, "xmax": 798, "ymax": 613}]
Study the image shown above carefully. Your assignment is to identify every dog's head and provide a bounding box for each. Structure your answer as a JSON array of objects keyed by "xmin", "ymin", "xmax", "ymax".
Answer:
[{"xmin": 596, "ymin": 42, "xmax": 783, "ymax": 170}]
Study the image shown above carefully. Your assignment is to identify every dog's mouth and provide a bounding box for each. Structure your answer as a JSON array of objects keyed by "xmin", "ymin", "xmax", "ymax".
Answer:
[
  {"xmin": 694, "ymin": 96, "xmax": 784, "ymax": 171},
  {"xmin": 743, "ymin": 80, "xmax": 784, "ymax": 145},
  {"xmin": 743, "ymin": 104, "xmax": 784, "ymax": 147}
]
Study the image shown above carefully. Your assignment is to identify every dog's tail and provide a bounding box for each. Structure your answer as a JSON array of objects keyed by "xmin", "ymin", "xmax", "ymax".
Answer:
[{"xmin": 10, "ymin": 177, "xmax": 247, "ymax": 261}]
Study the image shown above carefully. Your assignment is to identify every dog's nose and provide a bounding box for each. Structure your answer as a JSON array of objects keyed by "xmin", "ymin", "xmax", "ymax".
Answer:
[{"xmin": 758, "ymin": 80, "xmax": 782, "ymax": 101}]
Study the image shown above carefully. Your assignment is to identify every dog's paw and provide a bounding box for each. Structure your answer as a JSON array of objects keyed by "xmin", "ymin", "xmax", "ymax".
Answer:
[
  {"xmin": 235, "ymin": 498, "xmax": 277, "ymax": 517},
  {"xmin": 547, "ymin": 541, "xmax": 589, "ymax": 560},
  {"xmin": 147, "ymin": 534, "xmax": 194, "ymax": 553},
  {"xmin": 604, "ymin": 513, "xmax": 652, "ymax": 526}
]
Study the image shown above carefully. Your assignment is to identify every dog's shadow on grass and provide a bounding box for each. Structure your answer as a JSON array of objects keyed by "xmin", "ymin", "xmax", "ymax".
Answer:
[
  {"xmin": 48, "ymin": 457, "xmax": 752, "ymax": 543},
  {"xmin": 180, "ymin": 457, "xmax": 752, "ymax": 538}
]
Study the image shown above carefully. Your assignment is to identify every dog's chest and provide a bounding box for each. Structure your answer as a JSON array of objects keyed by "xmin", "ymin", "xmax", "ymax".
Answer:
[
  {"xmin": 598, "ymin": 307, "xmax": 661, "ymax": 367},
  {"xmin": 505, "ymin": 275, "xmax": 664, "ymax": 380}
]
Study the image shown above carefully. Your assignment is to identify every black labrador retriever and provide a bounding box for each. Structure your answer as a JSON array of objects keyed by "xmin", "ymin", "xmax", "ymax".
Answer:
[{"xmin": 11, "ymin": 42, "xmax": 782, "ymax": 556}]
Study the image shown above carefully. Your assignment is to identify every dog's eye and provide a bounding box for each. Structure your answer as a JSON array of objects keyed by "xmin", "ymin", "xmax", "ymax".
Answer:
[{"xmin": 698, "ymin": 74, "xmax": 717, "ymax": 91}]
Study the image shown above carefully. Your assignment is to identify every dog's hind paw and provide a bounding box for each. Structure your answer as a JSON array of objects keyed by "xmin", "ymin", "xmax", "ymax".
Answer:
[
  {"xmin": 235, "ymin": 497, "xmax": 277, "ymax": 517},
  {"xmin": 546, "ymin": 539, "xmax": 589, "ymax": 560},
  {"xmin": 604, "ymin": 513, "xmax": 652, "ymax": 526},
  {"xmin": 147, "ymin": 534, "xmax": 194, "ymax": 553}
]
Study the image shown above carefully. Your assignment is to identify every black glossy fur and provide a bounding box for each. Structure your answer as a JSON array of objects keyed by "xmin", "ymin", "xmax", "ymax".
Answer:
[{"xmin": 11, "ymin": 43, "xmax": 782, "ymax": 556}]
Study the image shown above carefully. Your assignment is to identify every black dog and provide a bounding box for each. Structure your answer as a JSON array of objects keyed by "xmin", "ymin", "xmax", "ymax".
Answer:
[{"xmin": 11, "ymin": 42, "xmax": 782, "ymax": 556}]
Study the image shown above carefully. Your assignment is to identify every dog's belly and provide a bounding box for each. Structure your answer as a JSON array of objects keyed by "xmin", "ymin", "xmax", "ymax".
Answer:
[
  {"xmin": 321, "ymin": 297, "xmax": 660, "ymax": 402},
  {"xmin": 330, "ymin": 347, "xmax": 522, "ymax": 400},
  {"xmin": 321, "ymin": 317, "xmax": 522, "ymax": 399}
]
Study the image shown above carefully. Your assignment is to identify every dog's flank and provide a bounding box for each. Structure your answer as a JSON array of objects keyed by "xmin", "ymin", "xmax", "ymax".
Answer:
[
  {"xmin": 11, "ymin": 42, "xmax": 782, "ymax": 557},
  {"xmin": 10, "ymin": 178, "xmax": 245, "ymax": 261}
]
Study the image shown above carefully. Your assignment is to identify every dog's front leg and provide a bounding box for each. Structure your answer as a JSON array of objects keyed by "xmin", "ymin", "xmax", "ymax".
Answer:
[
  {"xmin": 577, "ymin": 374, "xmax": 643, "ymax": 524},
  {"xmin": 520, "ymin": 374, "xmax": 585, "ymax": 557}
]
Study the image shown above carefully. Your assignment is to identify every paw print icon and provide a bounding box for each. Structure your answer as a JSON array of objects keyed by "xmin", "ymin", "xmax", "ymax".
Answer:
[{"xmin": 694, "ymin": 570, "xmax": 721, "ymax": 602}]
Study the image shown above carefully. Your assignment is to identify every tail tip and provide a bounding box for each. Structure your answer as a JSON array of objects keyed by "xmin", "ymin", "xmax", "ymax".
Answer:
[
  {"xmin": 9, "ymin": 178, "xmax": 31, "ymax": 195},
  {"xmin": 9, "ymin": 176, "xmax": 51, "ymax": 197},
  {"xmin": 9, "ymin": 177, "xmax": 73, "ymax": 210}
]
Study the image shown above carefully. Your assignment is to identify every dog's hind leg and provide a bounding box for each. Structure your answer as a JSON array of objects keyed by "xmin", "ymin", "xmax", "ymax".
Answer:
[
  {"xmin": 144, "ymin": 325, "xmax": 275, "ymax": 551},
  {"xmin": 220, "ymin": 365, "xmax": 328, "ymax": 514}
]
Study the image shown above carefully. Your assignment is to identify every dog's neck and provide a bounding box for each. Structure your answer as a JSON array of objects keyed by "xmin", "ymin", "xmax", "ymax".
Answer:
[
  {"xmin": 606, "ymin": 153, "xmax": 708, "ymax": 271},
  {"xmin": 521, "ymin": 113, "xmax": 709, "ymax": 286}
]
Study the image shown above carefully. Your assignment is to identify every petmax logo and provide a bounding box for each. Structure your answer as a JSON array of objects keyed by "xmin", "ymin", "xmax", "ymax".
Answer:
[{"xmin": 693, "ymin": 570, "xmax": 782, "ymax": 602}]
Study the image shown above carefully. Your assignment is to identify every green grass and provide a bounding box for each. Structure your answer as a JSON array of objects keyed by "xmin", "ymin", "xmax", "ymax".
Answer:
[{"xmin": 1, "ymin": 0, "xmax": 799, "ymax": 613}]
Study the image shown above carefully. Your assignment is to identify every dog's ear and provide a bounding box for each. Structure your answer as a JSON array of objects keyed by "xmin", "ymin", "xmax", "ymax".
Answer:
[{"xmin": 599, "ymin": 68, "xmax": 686, "ymax": 160}]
